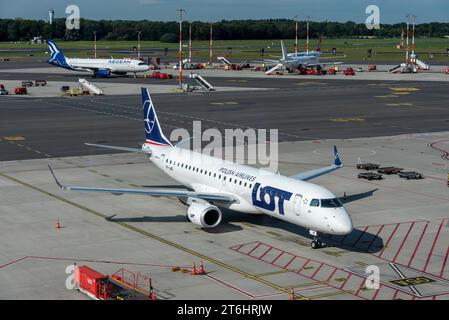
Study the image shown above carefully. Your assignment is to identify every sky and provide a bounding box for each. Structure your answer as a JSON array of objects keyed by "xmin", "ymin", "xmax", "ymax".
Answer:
[{"xmin": 0, "ymin": 0, "xmax": 448, "ymax": 23}]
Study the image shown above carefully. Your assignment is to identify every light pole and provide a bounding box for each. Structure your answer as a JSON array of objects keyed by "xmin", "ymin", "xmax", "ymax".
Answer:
[
  {"xmin": 209, "ymin": 22, "xmax": 213, "ymax": 64},
  {"xmin": 294, "ymin": 15, "xmax": 299, "ymax": 55},
  {"xmin": 93, "ymin": 31, "xmax": 97, "ymax": 58},
  {"xmin": 405, "ymin": 15, "xmax": 410, "ymax": 65},
  {"xmin": 137, "ymin": 31, "xmax": 141, "ymax": 59},
  {"xmin": 177, "ymin": 8, "xmax": 186, "ymax": 90},
  {"xmin": 188, "ymin": 22, "xmax": 192, "ymax": 62},
  {"xmin": 411, "ymin": 15, "xmax": 416, "ymax": 65},
  {"xmin": 306, "ymin": 16, "xmax": 310, "ymax": 54}
]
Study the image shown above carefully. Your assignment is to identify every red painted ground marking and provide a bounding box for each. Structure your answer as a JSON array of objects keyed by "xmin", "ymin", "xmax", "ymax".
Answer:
[
  {"xmin": 247, "ymin": 242, "xmax": 262, "ymax": 256},
  {"xmin": 377, "ymin": 223, "xmax": 400, "ymax": 258},
  {"xmin": 230, "ymin": 244, "xmax": 244, "ymax": 251},
  {"xmin": 0, "ymin": 256, "xmax": 28, "ymax": 269},
  {"xmin": 1, "ymin": 255, "xmax": 192, "ymax": 269},
  {"xmin": 371, "ymin": 285, "xmax": 382, "ymax": 300},
  {"xmin": 258, "ymin": 247, "xmax": 272, "ymax": 260},
  {"xmin": 229, "ymin": 240, "xmax": 258, "ymax": 252},
  {"xmin": 429, "ymin": 140, "xmax": 449, "ymax": 161},
  {"xmin": 271, "ymin": 251, "xmax": 284, "ymax": 265},
  {"xmin": 310, "ymin": 263, "xmax": 324, "ymax": 279},
  {"xmin": 354, "ymin": 278, "xmax": 367, "ymax": 296},
  {"xmin": 205, "ymin": 274, "xmax": 254, "ymax": 298},
  {"xmin": 326, "ymin": 268, "xmax": 338, "ymax": 282},
  {"xmin": 352, "ymin": 226, "xmax": 369, "ymax": 248},
  {"xmin": 423, "ymin": 220, "xmax": 445, "ymax": 272},
  {"xmin": 338, "ymin": 273, "xmax": 352, "ymax": 290},
  {"xmin": 439, "ymin": 246, "xmax": 449, "ymax": 278},
  {"xmin": 392, "ymin": 222, "xmax": 416, "ymax": 263},
  {"xmin": 392, "ymin": 290, "xmax": 399, "ymax": 300},
  {"xmin": 297, "ymin": 259, "xmax": 311, "ymax": 273},
  {"xmin": 366, "ymin": 225, "xmax": 384, "ymax": 252},
  {"xmin": 283, "ymin": 255, "xmax": 297, "ymax": 269},
  {"xmin": 407, "ymin": 222, "xmax": 429, "ymax": 267}
]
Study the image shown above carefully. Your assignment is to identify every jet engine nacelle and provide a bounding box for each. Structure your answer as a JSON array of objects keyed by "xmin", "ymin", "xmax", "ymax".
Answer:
[
  {"xmin": 187, "ymin": 202, "xmax": 222, "ymax": 228},
  {"xmin": 95, "ymin": 69, "xmax": 111, "ymax": 77}
]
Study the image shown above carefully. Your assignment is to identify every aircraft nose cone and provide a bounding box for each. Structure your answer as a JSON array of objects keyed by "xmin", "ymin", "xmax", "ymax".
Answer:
[{"xmin": 331, "ymin": 209, "xmax": 353, "ymax": 235}]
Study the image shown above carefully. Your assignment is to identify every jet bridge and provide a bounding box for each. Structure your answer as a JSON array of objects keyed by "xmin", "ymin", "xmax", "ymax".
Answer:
[{"xmin": 188, "ymin": 73, "xmax": 215, "ymax": 91}]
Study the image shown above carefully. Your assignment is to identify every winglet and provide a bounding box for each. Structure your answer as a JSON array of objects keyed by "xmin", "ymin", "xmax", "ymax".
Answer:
[
  {"xmin": 48, "ymin": 165, "xmax": 66, "ymax": 190},
  {"xmin": 333, "ymin": 145, "xmax": 343, "ymax": 167}
]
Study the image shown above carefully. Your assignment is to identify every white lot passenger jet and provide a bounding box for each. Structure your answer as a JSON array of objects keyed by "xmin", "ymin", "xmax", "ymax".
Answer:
[
  {"xmin": 47, "ymin": 40, "xmax": 150, "ymax": 78},
  {"xmin": 49, "ymin": 88, "xmax": 353, "ymax": 249}
]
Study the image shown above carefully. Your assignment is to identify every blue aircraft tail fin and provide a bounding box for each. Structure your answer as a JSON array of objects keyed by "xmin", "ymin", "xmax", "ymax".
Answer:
[
  {"xmin": 141, "ymin": 88, "xmax": 173, "ymax": 147},
  {"xmin": 47, "ymin": 40, "xmax": 70, "ymax": 68}
]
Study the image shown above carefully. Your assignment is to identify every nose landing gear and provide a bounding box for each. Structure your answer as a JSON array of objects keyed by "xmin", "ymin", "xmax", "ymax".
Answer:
[
  {"xmin": 311, "ymin": 238, "xmax": 323, "ymax": 249},
  {"xmin": 309, "ymin": 230, "xmax": 323, "ymax": 249}
]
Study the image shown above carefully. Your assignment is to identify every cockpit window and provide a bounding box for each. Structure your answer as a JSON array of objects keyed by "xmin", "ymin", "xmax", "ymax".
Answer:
[
  {"xmin": 310, "ymin": 199, "xmax": 320, "ymax": 207},
  {"xmin": 138, "ymin": 62, "xmax": 146, "ymax": 65},
  {"xmin": 320, "ymin": 198, "xmax": 343, "ymax": 208}
]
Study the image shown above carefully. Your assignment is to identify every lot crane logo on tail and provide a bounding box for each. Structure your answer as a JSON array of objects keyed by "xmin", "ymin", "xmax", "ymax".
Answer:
[{"xmin": 141, "ymin": 88, "xmax": 172, "ymax": 147}]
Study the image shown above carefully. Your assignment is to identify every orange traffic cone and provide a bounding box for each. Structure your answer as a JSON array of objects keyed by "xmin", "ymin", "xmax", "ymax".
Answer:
[
  {"xmin": 289, "ymin": 289, "xmax": 295, "ymax": 300},
  {"xmin": 198, "ymin": 260, "xmax": 205, "ymax": 274},
  {"xmin": 55, "ymin": 219, "xmax": 61, "ymax": 230},
  {"xmin": 191, "ymin": 263, "xmax": 197, "ymax": 275}
]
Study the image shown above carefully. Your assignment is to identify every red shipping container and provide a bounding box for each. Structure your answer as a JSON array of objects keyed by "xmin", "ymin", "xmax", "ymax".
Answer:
[{"xmin": 78, "ymin": 266, "xmax": 106, "ymax": 298}]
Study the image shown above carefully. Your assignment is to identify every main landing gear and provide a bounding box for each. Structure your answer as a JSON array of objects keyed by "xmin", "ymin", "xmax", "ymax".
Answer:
[{"xmin": 309, "ymin": 230, "xmax": 323, "ymax": 249}]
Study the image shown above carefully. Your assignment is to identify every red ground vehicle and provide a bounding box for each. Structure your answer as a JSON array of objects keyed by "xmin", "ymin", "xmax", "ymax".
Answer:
[
  {"xmin": 151, "ymin": 71, "xmax": 173, "ymax": 79},
  {"xmin": 444, "ymin": 68, "xmax": 449, "ymax": 74},
  {"xmin": 15, "ymin": 87, "xmax": 27, "ymax": 95},
  {"xmin": 327, "ymin": 68, "xmax": 337, "ymax": 75},
  {"xmin": 343, "ymin": 67, "xmax": 355, "ymax": 76}
]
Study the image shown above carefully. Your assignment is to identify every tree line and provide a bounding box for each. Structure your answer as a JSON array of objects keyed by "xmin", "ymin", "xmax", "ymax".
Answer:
[{"xmin": 1, "ymin": 18, "xmax": 449, "ymax": 42}]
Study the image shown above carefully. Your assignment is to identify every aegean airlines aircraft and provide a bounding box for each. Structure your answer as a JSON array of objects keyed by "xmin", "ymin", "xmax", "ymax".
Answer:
[
  {"xmin": 47, "ymin": 40, "xmax": 150, "ymax": 77},
  {"xmin": 49, "ymin": 88, "xmax": 353, "ymax": 248}
]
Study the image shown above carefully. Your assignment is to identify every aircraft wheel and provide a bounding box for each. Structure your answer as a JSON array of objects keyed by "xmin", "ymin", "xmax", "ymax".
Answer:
[{"xmin": 311, "ymin": 239, "xmax": 322, "ymax": 249}]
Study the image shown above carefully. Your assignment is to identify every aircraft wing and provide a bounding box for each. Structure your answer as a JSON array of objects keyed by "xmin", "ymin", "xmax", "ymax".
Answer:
[
  {"xmin": 289, "ymin": 146, "xmax": 343, "ymax": 181},
  {"xmin": 252, "ymin": 59, "xmax": 280, "ymax": 64},
  {"xmin": 48, "ymin": 166, "xmax": 238, "ymax": 203}
]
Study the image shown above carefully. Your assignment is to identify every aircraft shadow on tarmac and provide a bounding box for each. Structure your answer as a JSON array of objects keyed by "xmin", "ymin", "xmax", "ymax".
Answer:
[
  {"xmin": 106, "ymin": 213, "xmax": 244, "ymax": 234},
  {"xmin": 106, "ymin": 188, "xmax": 383, "ymax": 252}
]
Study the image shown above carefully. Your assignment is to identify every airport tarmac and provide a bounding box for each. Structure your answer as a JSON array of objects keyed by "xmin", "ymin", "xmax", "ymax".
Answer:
[
  {"xmin": 1, "ymin": 78, "xmax": 449, "ymax": 161},
  {"xmin": 0, "ymin": 133, "xmax": 449, "ymax": 300},
  {"xmin": 1, "ymin": 62, "xmax": 449, "ymax": 300}
]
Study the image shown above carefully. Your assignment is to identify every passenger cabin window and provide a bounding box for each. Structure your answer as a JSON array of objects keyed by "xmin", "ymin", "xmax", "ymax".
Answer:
[
  {"xmin": 321, "ymin": 198, "xmax": 343, "ymax": 208},
  {"xmin": 310, "ymin": 199, "xmax": 320, "ymax": 207}
]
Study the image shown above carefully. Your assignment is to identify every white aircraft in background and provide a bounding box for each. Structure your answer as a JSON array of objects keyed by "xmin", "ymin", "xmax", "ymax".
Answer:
[
  {"xmin": 47, "ymin": 40, "xmax": 150, "ymax": 78},
  {"xmin": 49, "ymin": 88, "xmax": 353, "ymax": 249},
  {"xmin": 264, "ymin": 40, "xmax": 342, "ymax": 75}
]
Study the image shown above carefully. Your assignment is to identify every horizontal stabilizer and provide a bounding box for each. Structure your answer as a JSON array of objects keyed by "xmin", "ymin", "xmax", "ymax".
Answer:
[{"xmin": 85, "ymin": 143, "xmax": 150, "ymax": 154}]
